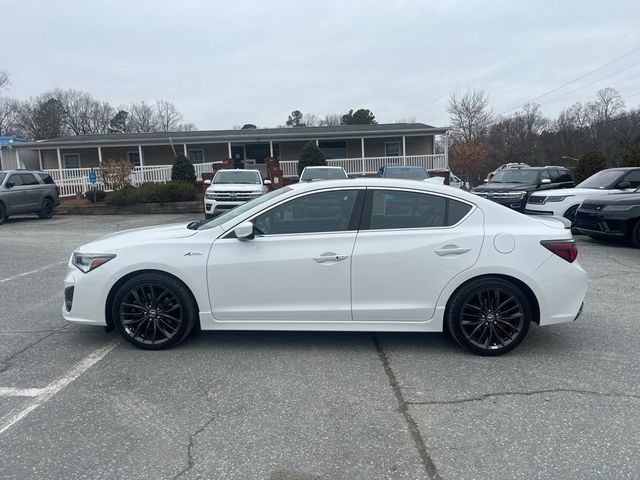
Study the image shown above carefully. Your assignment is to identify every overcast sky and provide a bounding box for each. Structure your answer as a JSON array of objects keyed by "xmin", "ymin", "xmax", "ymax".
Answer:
[{"xmin": 3, "ymin": 0, "xmax": 640, "ymax": 130}]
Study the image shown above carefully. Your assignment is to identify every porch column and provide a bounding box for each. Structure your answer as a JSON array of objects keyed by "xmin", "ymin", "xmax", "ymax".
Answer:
[
  {"xmin": 443, "ymin": 132, "xmax": 449, "ymax": 169},
  {"xmin": 315, "ymin": 139, "xmax": 319, "ymax": 146},
  {"xmin": 402, "ymin": 136, "xmax": 406, "ymax": 165},
  {"xmin": 56, "ymin": 148, "xmax": 62, "ymax": 169},
  {"xmin": 183, "ymin": 144, "xmax": 188, "ymax": 157},
  {"xmin": 269, "ymin": 140, "xmax": 274, "ymax": 157},
  {"xmin": 38, "ymin": 149, "xmax": 43, "ymax": 170},
  {"xmin": 227, "ymin": 141, "xmax": 232, "ymax": 158},
  {"xmin": 361, "ymin": 137, "xmax": 365, "ymax": 175},
  {"xmin": 15, "ymin": 149, "xmax": 22, "ymax": 169},
  {"xmin": 97, "ymin": 146, "xmax": 103, "ymax": 166},
  {"xmin": 138, "ymin": 145, "xmax": 144, "ymax": 166}
]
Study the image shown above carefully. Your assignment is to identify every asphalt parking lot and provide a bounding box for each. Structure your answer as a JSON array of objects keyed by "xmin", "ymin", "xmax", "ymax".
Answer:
[{"xmin": 0, "ymin": 213, "xmax": 639, "ymax": 480}]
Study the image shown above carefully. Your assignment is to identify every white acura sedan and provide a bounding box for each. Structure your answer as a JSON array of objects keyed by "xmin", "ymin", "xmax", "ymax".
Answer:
[{"xmin": 63, "ymin": 179, "xmax": 587, "ymax": 356}]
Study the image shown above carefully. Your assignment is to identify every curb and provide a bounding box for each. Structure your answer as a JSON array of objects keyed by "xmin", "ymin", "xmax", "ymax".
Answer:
[{"xmin": 56, "ymin": 201, "xmax": 203, "ymax": 215}]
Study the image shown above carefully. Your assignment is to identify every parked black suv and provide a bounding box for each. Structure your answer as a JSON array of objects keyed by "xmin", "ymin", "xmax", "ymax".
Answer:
[
  {"xmin": 0, "ymin": 170, "xmax": 60, "ymax": 224},
  {"xmin": 472, "ymin": 166, "xmax": 574, "ymax": 211}
]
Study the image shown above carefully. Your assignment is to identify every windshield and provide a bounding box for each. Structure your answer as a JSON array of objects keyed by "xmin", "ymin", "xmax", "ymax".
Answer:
[
  {"xmin": 0, "ymin": 173, "xmax": 5, "ymax": 184},
  {"xmin": 490, "ymin": 169, "xmax": 539, "ymax": 184},
  {"xmin": 213, "ymin": 171, "xmax": 261, "ymax": 184},
  {"xmin": 300, "ymin": 168, "xmax": 348, "ymax": 181},
  {"xmin": 384, "ymin": 167, "xmax": 429, "ymax": 180},
  {"xmin": 198, "ymin": 187, "xmax": 291, "ymax": 230},
  {"xmin": 576, "ymin": 170, "xmax": 623, "ymax": 189}
]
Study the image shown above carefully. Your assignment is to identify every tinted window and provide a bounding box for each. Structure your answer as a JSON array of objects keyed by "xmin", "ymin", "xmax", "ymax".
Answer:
[
  {"xmin": 540, "ymin": 170, "xmax": 550, "ymax": 181},
  {"xmin": 447, "ymin": 199, "xmax": 473, "ymax": 225},
  {"xmin": 548, "ymin": 169, "xmax": 559, "ymax": 181},
  {"xmin": 300, "ymin": 168, "xmax": 347, "ymax": 181},
  {"xmin": 384, "ymin": 167, "xmax": 429, "ymax": 180},
  {"xmin": 254, "ymin": 190, "xmax": 359, "ymax": 235},
  {"xmin": 0, "ymin": 173, "xmax": 5, "ymax": 184},
  {"xmin": 622, "ymin": 170, "xmax": 640, "ymax": 188},
  {"xmin": 8, "ymin": 174, "xmax": 23, "ymax": 186},
  {"xmin": 213, "ymin": 171, "xmax": 261, "ymax": 184},
  {"xmin": 558, "ymin": 169, "xmax": 573, "ymax": 182},
  {"xmin": 370, "ymin": 190, "xmax": 446, "ymax": 229},
  {"xmin": 37, "ymin": 173, "xmax": 55, "ymax": 184},
  {"xmin": 491, "ymin": 169, "xmax": 539, "ymax": 184},
  {"xmin": 21, "ymin": 173, "xmax": 39, "ymax": 186}
]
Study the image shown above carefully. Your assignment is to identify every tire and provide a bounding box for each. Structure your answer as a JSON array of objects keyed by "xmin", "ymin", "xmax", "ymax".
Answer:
[
  {"xmin": 631, "ymin": 220, "xmax": 640, "ymax": 249},
  {"xmin": 38, "ymin": 197, "xmax": 55, "ymax": 219},
  {"xmin": 446, "ymin": 277, "xmax": 532, "ymax": 356},
  {"xmin": 0, "ymin": 203, "xmax": 6, "ymax": 225},
  {"xmin": 111, "ymin": 272, "xmax": 197, "ymax": 350}
]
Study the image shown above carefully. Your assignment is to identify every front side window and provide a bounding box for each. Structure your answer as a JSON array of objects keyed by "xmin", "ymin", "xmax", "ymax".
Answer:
[
  {"xmin": 188, "ymin": 149, "xmax": 204, "ymax": 163},
  {"xmin": 540, "ymin": 170, "xmax": 550, "ymax": 181},
  {"xmin": 20, "ymin": 173, "xmax": 39, "ymax": 186},
  {"xmin": 128, "ymin": 151, "xmax": 141, "ymax": 166},
  {"xmin": 367, "ymin": 190, "xmax": 472, "ymax": 230},
  {"xmin": 63, "ymin": 154, "xmax": 80, "ymax": 169},
  {"xmin": 622, "ymin": 170, "xmax": 640, "ymax": 188},
  {"xmin": 7, "ymin": 174, "xmax": 23, "ymax": 187},
  {"xmin": 253, "ymin": 190, "xmax": 359, "ymax": 235},
  {"xmin": 385, "ymin": 142, "xmax": 400, "ymax": 157}
]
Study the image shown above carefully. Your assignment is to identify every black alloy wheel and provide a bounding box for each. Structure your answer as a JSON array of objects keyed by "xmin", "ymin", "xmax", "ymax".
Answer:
[
  {"xmin": 38, "ymin": 198, "xmax": 55, "ymax": 219},
  {"xmin": 632, "ymin": 220, "xmax": 640, "ymax": 249},
  {"xmin": 447, "ymin": 278, "xmax": 531, "ymax": 356},
  {"xmin": 0, "ymin": 203, "xmax": 5, "ymax": 225},
  {"xmin": 112, "ymin": 272, "xmax": 196, "ymax": 349}
]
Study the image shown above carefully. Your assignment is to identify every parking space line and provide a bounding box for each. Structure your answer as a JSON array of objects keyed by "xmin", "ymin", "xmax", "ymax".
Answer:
[
  {"xmin": 0, "ymin": 261, "xmax": 67, "ymax": 284},
  {"xmin": 0, "ymin": 387, "xmax": 44, "ymax": 397},
  {"xmin": 0, "ymin": 339, "xmax": 120, "ymax": 435}
]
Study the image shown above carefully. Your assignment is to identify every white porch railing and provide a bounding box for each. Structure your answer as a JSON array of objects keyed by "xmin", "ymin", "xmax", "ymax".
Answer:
[
  {"xmin": 46, "ymin": 163, "xmax": 215, "ymax": 198},
  {"xmin": 279, "ymin": 154, "xmax": 447, "ymax": 178}
]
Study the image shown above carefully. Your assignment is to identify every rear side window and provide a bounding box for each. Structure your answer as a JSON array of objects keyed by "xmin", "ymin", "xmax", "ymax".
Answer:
[
  {"xmin": 557, "ymin": 169, "xmax": 573, "ymax": 182},
  {"xmin": 548, "ymin": 169, "xmax": 559, "ymax": 182},
  {"xmin": 20, "ymin": 173, "xmax": 39, "ymax": 186},
  {"xmin": 367, "ymin": 190, "xmax": 472, "ymax": 230},
  {"xmin": 36, "ymin": 173, "xmax": 55, "ymax": 184}
]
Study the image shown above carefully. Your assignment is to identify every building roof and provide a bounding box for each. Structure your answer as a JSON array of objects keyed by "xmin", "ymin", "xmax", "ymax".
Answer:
[
  {"xmin": 13, "ymin": 123, "xmax": 449, "ymax": 149},
  {"xmin": 0, "ymin": 136, "xmax": 31, "ymax": 148}
]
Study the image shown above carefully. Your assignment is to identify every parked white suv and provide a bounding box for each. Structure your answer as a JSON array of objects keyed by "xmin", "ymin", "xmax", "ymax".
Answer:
[
  {"xmin": 525, "ymin": 167, "xmax": 640, "ymax": 223},
  {"xmin": 204, "ymin": 169, "xmax": 270, "ymax": 218}
]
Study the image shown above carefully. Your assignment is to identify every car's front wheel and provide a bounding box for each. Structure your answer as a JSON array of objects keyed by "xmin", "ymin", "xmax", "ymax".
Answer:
[
  {"xmin": 38, "ymin": 197, "xmax": 55, "ymax": 219},
  {"xmin": 446, "ymin": 277, "xmax": 532, "ymax": 356},
  {"xmin": 0, "ymin": 203, "xmax": 6, "ymax": 225},
  {"xmin": 631, "ymin": 220, "xmax": 640, "ymax": 249},
  {"xmin": 112, "ymin": 272, "xmax": 197, "ymax": 349}
]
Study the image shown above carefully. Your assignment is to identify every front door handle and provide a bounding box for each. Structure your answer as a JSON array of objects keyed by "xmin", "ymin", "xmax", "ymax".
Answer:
[
  {"xmin": 435, "ymin": 245, "xmax": 471, "ymax": 256},
  {"xmin": 313, "ymin": 252, "xmax": 349, "ymax": 263}
]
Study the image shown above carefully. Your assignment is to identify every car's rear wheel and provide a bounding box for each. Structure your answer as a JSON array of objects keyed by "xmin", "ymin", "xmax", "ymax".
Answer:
[
  {"xmin": 0, "ymin": 203, "xmax": 6, "ymax": 225},
  {"xmin": 38, "ymin": 197, "xmax": 55, "ymax": 219},
  {"xmin": 112, "ymin": 272, "xmax": 197, "ymax": 350},
  {"xmin": 631, "ymin": 220, "xmax": 640, "ymax": 248},
  {"xmin": 446, "ymin": 277, "xmax": 531, "ymax": 356}
]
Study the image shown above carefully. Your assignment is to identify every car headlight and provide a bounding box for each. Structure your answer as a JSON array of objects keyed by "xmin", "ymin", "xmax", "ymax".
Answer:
[
  {"xmin": 205, "ymin": 192, "xmax": 216, "ymax": 199},
  {"xmin": 546, "ymin": 195, "xmax": 572, "ymax": 202},
  {"xmin": 602, "ymin": 204, "xmax": 635, "ymax": 211},
  {"xmin": 72, "ymin": 253, "xmax": 116, "ymax": 273}
]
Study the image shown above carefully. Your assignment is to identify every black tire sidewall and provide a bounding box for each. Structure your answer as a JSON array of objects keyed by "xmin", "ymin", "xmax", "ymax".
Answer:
[
  {"xmin": 632, "ymin": 220, "xmax": 640, "ymax": 248},
  {"xmin": 39, "ymin": 198, "xmax": 55, "ymax": 219},
  {"xmin": 0, "ymin": 203, "xmax": 5, "ymax": 224},
  {"xmin": 447, "ymin": 278, "xmax": 532, "ymax": 356},
  {"xmin": 112, "ymin": 273, "xmax": 196, "ymax": 350}
]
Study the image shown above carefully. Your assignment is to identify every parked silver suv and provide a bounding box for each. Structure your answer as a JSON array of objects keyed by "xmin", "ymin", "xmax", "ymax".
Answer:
[{"xmin": 0, "ymin": 170, "xmax": 60, "ymax": 224}]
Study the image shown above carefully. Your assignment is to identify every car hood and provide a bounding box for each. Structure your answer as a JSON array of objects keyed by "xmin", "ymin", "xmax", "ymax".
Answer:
[
  {"xmin": 206, "ymin": 184, "xmax": 262, "ymax": 192},
  {"xmin": 529, "ymin": 187, "xmax": 610, "ymax": 197},
  {"xmin": 77, "ymin": 223, "xmax": 197, "ymax": 252},
  {"xmin": 584, "ymin": 192, "xmax": 640, "ymax": 205},
  {"xmin": 473, "ymin": 182, "xmax": 536, "ymax": 192}
]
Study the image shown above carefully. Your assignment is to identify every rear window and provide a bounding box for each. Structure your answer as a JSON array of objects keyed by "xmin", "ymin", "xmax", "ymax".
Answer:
[
  {"xmin": 383, "ymin": 167, "xmax": 429, "ymax": 180},
  {"xmin": 300, "ymin": 168, "xmax": 348, "ymax": 181}
]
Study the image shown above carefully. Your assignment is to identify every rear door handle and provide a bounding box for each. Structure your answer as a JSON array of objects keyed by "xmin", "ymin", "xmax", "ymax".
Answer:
[
  {"xmin": 313, "ymin": 253, "xmax": 349, "ymax": 263},
  {"xmin": 435, "ymin": 245, "xmax": 471, "ymax": 256}
]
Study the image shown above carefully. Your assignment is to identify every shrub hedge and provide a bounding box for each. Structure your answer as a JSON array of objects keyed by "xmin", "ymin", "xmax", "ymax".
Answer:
[
  {"xmin": 105, "ymin": 182, "xmax": 199, "ymax": 206},
  {"xmin": 84, "ymin": 189, "xmax": 107, "ymax": 203}
]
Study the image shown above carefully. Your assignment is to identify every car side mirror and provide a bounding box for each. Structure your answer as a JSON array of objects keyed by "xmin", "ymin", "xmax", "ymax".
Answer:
[
  {"xmin": 264, "ymin": 179, "xmax": 272, "ymax": 185},
  {"xmin": 234, "ymin": 221, "xmax": 255, "ymax": 240},
  {"xmin": 204, "ymin": 179, "xmax": 212, "ymax": 186},
  {"xmin": 617, "ymin": 181, "xmax": 631, "ymax": 189},
  {"xmin": 5, "ymin": 182, "xmax": 14, "ymax": 189},
  {"xmin": 540, "ymin": 178, "xmax": 551, "ymax": 185}
]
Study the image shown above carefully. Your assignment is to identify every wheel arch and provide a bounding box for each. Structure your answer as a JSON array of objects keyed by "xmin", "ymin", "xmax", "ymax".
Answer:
[
  {"xmin": 444, "ymin": 273, "xmax": 541, "ymax": 325},
  {"xmin": 104, "ymin": 269, "xmax": 201, "ymax": 330}
]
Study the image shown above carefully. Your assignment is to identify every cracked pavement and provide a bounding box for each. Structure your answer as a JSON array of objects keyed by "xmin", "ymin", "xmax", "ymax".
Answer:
[{"xmin": 0, "ymin": 214, "xmax": 639, "ymax": 479}]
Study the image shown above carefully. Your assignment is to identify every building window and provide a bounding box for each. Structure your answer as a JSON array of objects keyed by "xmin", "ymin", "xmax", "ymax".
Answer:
[
  {"xmin": 128, "ymin": 151, "xmax": 141, "ymax": 166},
  {"xmin": 188, "ymin": 149, "xmax": 204, "ymax": 163},
  {"xmin": 318, "ymin": 141, "xmax": 347, "ymax": 159},
  {"xmin": 385, "ymin": 142, "xmax": 400, "ymax": 157},
  {"xmin": 63, "ymin": 154, "xmax": 81, "ymax": 169}
]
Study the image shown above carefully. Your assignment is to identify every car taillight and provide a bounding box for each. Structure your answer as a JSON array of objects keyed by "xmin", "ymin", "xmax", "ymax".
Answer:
[{"xmin": 540, "ymin": 240, "xmax": 578, "ymax": 263}]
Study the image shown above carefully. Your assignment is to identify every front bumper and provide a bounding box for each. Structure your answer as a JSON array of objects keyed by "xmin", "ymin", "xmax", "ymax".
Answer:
[
  {"xmin": 62, "ymin": 263, "xmax": 112, "ymax": 326},
  {"xmin": 574, "ymin": 210, "xmax": 631, "ymax": 239},
  {"xmin": 203, "ymin": 199, "xmax": 244, "ymax": 217}
]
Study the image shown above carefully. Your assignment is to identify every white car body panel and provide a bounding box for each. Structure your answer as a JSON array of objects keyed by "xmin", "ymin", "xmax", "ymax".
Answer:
[{"xmin": 63, "ymin": 179, "xmax": 587, "ymax": 338}]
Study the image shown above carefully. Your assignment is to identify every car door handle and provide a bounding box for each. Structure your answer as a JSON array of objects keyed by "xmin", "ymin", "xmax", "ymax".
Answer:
[
  {"xmin": 313, "ymin": 253, "xmax": 349, "ymax": 263},
  {"xmin": 435, "ymin": 245, "xmax": 471, "ymax": 256}
]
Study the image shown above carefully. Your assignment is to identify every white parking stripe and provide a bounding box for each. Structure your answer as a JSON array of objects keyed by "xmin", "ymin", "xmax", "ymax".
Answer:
[
  {"xmin": 0, "ymin": 388, "xmax": 44, "ymax": 397},
  {"xmin": 0, "ymin": 261, "xmax": 67, "ymax": 284},
  {"xmin": 0, "ymin": 339, "xmax": 120, "ymax": 435}
]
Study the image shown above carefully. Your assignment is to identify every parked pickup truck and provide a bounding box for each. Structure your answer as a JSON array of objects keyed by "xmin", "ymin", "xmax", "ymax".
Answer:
[{"xmin": 204, "ymin": 169, "xmax": 271, "ymax": 218}]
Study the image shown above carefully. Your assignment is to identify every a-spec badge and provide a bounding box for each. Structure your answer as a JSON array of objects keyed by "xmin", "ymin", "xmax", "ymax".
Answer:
[{"xmin": 184, "ymin": 252, "xmax": 203, "ymax": 256}]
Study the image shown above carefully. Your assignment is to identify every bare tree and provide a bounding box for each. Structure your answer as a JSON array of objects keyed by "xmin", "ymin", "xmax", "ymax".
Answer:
[
  {"xmin": 128, "ymin": 101, "xmax": 158, "ymax": 133},
  {"xmin": 156, "ymin": 100, "xmax": 183, "ymax": 132},
  {"xmin": 16, "ymin": 94, "xmax": 67, "ymax": 139},
  {"xmin": 0, "ymin": 97, "xmax": 20, "ymax": 136},
  {"xmin": 53, "ymin": 89, "xmax": 115, "ymax": 135},
  {"xmin": 447, "ymin": 89, "xmax": 492, "ymax": 143},
  {"xmin": 588, "ymin": 87, "xmax": 625, "ymax": 123},
  {"xmin": 176, "ymin": 122, "xmax": 197, "ymax": 131},
  {"xmin": 0, "ymin": 71, "xmax": 9, "ymax": 90},
  {"xmin": 318, "ymin": 114, "xmax": 342, "ymax": 126},
  {"xmin": 302, "ymin": 113, "xmax": 319, "ymax": 127},
  {"xmin": 395, "ymin": 116, "xmax": 417, "ymax": 124}
]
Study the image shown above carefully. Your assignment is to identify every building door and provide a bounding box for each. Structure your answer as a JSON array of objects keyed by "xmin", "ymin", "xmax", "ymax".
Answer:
[{"xmin": 231, "ymin": 146, "xmax": 244, "ymax": 168}]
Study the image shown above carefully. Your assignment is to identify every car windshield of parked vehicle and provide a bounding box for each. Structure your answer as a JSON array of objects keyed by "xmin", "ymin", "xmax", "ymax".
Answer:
[
  {"xmin": 213, "ymin": 171, "xmax": 261, "ymax": 184},
  {"xmin": 384, "ymin": 167, "xmax": 429, "ymax": 180},
  {"xmin": 576, "ymin": 170, "xmax": 624, "ymax": 189},
  {"xmin": 300, "ymin": 168, "xmax": 348, "ymax": 181},
  {"xmin": 198, "ymin": 187, "xmax": 292, "ymax": 230},
  {"xmin": 0, "ymin": 173, "xmax": 5, "ymax": 184},
  {"xmin": 490, "ymin": 169, "xmax": 539, "ymax": 184}
]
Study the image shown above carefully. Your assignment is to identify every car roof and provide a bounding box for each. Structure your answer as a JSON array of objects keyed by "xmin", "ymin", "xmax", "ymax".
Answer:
[
  {"xmin": 384, "ymin": 165, "xmax": 425, "ymax": 169},
  {"xmin": 302, "ymin": 166, "xmax": 344, "ymax": 169},
  {"xmin": 215, "ymin": 169, "xmax": 260, "ymax": 173}
]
